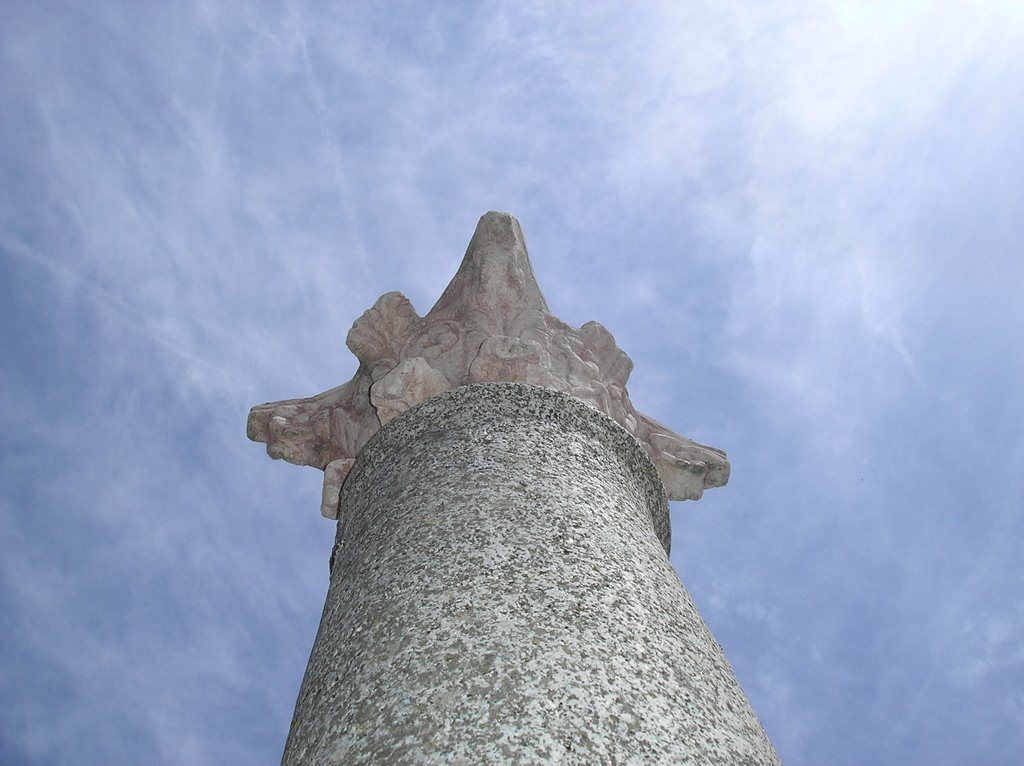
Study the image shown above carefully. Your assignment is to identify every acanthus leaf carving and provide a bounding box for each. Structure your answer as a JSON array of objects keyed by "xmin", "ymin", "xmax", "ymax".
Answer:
[
  {"xmin": 248, "ymin": 212, "xmax": 730, "ymax": 517},
  {"xmin": 370, "ymin": 357, "xmax": 450, "ymax": 426},
  {"xmin": 346, "ymin": 291, "xmax": 421, "ymax": 369}
]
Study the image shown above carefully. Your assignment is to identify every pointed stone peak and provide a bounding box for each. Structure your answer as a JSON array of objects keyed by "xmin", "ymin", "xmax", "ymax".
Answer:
[
  {"xmin": 427, "ymin": 212, "xmax": 549, "ymax": 322},
  {"xmin": 248, "ymin": 212, "xmax": 729, "ymax": 519}
]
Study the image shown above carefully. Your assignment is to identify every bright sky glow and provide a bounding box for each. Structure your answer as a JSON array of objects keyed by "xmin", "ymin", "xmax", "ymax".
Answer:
[{"xmin": 2, "ymin": 2, "xmax": 1022, "ymax": 764}]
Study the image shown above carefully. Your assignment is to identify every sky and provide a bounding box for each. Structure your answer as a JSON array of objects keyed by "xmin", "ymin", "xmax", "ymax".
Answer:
[{"xmin": 1, "ymin": 1, "xmax": 1023, "ymax": 763}]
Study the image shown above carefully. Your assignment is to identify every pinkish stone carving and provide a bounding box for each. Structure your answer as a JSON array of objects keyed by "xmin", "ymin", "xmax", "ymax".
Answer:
[{"xmin": 248, "ymin": 212, "xmax": 729, "ymax": 518}]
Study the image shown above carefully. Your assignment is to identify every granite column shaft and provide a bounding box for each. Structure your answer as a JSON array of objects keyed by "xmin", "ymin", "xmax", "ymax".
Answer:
[{"xmin": 281, "ymin": 384, "xmax": 779, "ymax": 765}]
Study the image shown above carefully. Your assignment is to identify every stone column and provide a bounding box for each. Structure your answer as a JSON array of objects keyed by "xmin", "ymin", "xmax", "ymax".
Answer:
[{"xmin": 248, "ymin": 212, "xmax": 780, "ymax": 764}]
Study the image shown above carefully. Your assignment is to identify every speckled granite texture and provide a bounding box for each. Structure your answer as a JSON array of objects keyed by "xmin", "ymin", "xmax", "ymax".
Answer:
[{"xmin": 282, "ymin": 384, "xmax": 779, "ymax": 765}]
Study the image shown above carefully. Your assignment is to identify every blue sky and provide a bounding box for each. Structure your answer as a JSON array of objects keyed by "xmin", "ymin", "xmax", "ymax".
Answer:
[{"xmin": 2, "ymin": 1, "xmax": 1022, "ymax": 763}]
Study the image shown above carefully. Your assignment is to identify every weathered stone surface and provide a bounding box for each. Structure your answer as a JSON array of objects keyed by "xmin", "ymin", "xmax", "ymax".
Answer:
[
  {"xmin": 370, "ymin": 356, "xmax": 450, "ymax": 426},
  {"xmin": 281, "ymin": 384, "xmax": 779, "ymax": 765},
  {"xmin": 319, "ymin": 458, "xmax": 354, "ymax": 520},
  {"xmin": 247, "ymin": 211, "xmax": 730, "ymax": 515}
]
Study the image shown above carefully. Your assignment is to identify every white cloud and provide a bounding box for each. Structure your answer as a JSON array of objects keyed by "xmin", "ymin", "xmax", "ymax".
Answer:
[{"xmin": 3, "ymin": 1, "xmax": 1023, "ymax": 764}]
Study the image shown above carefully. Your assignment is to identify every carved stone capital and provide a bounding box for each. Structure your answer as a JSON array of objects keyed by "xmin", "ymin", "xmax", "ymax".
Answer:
[{"xmin": 248, "ymin": 212, "xmax": 729, "ymax": 518}]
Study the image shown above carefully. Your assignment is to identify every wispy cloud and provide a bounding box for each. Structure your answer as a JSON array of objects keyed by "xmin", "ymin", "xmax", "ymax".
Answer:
[{"xmin": 2, "ymin": 1, "xmax": 1023, "ymax": 764}]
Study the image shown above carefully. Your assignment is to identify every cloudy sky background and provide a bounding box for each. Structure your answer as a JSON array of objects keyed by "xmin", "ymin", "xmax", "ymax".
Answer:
[{"xmin": 2, "ymin": 1, "xmax": 1023, "ymax": 763}]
